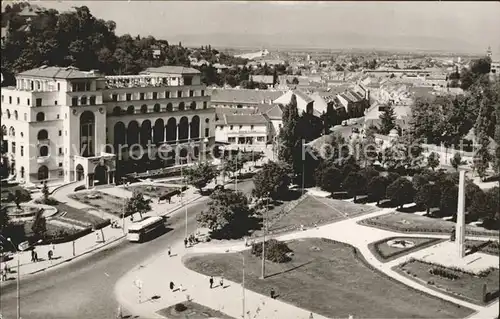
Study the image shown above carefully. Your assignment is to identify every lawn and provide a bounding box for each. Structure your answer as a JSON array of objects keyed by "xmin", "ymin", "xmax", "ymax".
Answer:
[
  {"xmin": 370, "ymin": 237, "xmax": 445, "ymax": 262},
  {"xmin": 69, "ymin": 191, "xmax": 125, "ymax": 217},
  {"xmin": 126, "ymin": 184, "xmax": 177, "ymax": 198},
  {"xmin": 21, "ymin": 220, "xmax": 83, "ymax": 241},
  {"xmin": 184, "ymin": 238, "xmax": 473, "ymax": 318},
  {"xmin": 261, "ymin": 195, "xmax": 378, "ymax": 235},
  {"xmin": 54, "ymin": 203, "xmax": 107, "ymax": 227},
  {"xmin": 157, "ymin": 301, "xmax": 235, "ymax": 319},
  {"xmin": 361, "ymin": 212, "xmax": 499, "ymax": 237},
  {"xmin": 396, "ymin": 259, "xmax": 499, "ymax": 305}
]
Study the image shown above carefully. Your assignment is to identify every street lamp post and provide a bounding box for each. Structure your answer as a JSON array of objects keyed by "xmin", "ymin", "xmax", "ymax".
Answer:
[
  {"xmin": 181, "ymin": 163, "xmax": 188, "ymax": 240},
  {"xmin": 7, "ymin": 238, "xmax": 20, "ymax": 319},
  {"xmin": 242, "ymin": 252, "xmax": 245, "ymax": 319},
  {"xmin": 260, "ymin": 196, "xmax": 269, "ymax": 280}
]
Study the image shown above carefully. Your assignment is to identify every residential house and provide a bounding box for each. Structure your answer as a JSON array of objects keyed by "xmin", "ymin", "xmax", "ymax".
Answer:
[
  {"xmin": 257, "ymin": 104, "xmax": 283, "ymax": 142},
  {"xmin": 215, "ymin": 114, "xmax": 268, "ymax": 146},
  {"xmin": 363, "ymin": 102, "xmax": 411, "ymax": 131},
  {"xmin": 250, "ymin": 75, "xmax": 275, "ymax": 88},
  {"xmin": 209, "ymin": 88, "xmax": 284, "ymax": 109},
  {"xmin": 273, "ymin": 89, "xmax": 316, "ymax": 115}
]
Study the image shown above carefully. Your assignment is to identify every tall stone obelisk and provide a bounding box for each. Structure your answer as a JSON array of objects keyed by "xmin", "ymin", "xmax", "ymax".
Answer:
[{"xmin": 456, "ymin": 170, "xmax": 466, "ymax": 258}]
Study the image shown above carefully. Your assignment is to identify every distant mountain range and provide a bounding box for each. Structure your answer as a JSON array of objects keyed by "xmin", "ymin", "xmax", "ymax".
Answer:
[{"xmin": 167, "ymin": 32, "xmax": 494, "ymax": 55}]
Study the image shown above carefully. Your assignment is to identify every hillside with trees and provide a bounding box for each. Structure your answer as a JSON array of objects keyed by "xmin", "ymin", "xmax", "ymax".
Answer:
[{"xmin": 1, "ymin": 3, "xmax": 290, "ymax": 88}]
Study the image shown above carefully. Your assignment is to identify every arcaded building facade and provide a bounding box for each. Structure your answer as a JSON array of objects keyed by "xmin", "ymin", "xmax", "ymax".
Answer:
[{"xmin": 1, "ymin": 66, "xmax": 215, "ymax": 187}]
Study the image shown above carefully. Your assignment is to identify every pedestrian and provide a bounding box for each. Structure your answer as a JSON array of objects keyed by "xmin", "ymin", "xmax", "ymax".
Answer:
[
  {"xmin": 219, "ymin": 276, "xmax": 224, "ymax": 288},
  {"xmin": 184, "ymin": 238, "xmax": 188, "ymax": 248},
  {"xmin": 270, "ymin": 288, "xmax": 276, "ymax": 299},
  {"xmin": 96, "ymin": 232, "xmax": 100, "ymax": 243},
  {"xmin": 34, "ymin": 251, "xmax": 39, "ymax": 262},
  {"xmin": 244, "ymin": 237, "xmax": 248, "ymax": 247},
  {"xmin": 169, "ymin": 281, "xmax": 175, "ymax": 291},
  {"xmin": 1, "ymin": 268, "xmax": 6, "ymax": 282},
  {"xmin": 48, "ymin": 249, "xmax": 53, "ymax": 260},
  {"xmin": 209, "ymin": 276, "xmax": 214, "ymax": 289},
  {"xmin": 31, "ymin": 250, "xmax": 35, "ymax": 262},
  {"xmin": 4, "ymin": 262, "xmax": 9, "ymax": 275},
  {"xmin": 167, "ymin": 247, "xmax": 171, "ymax": 257}
]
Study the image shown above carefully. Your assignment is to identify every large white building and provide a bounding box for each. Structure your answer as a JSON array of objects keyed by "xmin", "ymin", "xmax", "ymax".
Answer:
[{"xmin": 1, "ymin": 66, "xmax": 214, "ymax": 188}]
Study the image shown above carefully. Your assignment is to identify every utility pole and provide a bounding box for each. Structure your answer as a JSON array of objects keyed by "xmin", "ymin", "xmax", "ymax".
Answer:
[
  {"xmin": 235, "ymin": 150, "xmax": 238, "ymax": 192},
  {"xmin": 302, "ymin": 161, "xmax": 305, "ymax": 196},
  {"xmin": 181, "ymin": 163, "xmax": 188, "ymax": 239},
  {"xmin": 6, "ymin": 238, "xmax": 20, "ymax": 319},
  {"xmin": 242, "ymin": 253, "xmax": 246, "ymax": 319}
]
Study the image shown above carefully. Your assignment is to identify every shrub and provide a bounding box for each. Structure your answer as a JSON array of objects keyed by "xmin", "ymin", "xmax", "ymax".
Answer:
[
  {"xmin": 74, "ymin": 185, "xmax": 86, "ymax": 192},
  {"xmin": 251, "ymin": 239, "xmax": 292, "ymax": 263},
  {"xmin": 429, "ymin": 267, "xmax": 460, "ymax": 280},
  {"xmin": 174, "ymin": 303, "xmax": 187, "ymax": 312}
]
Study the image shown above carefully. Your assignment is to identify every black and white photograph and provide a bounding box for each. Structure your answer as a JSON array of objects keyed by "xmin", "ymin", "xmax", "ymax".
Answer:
[{"xmin": 0, "ymin": 1, "xmax": 499, "ymax": 319}]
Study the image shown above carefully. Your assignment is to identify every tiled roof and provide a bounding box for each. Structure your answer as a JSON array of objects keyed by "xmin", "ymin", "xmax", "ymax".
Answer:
[
  {"xmin": 144, "ymin": 66, "xmax": 200, "ymax": 75},
  {"xmin": 224, "ymin": 114, "xmax": 268, "ymax": 125},
  {"xmin": 215, "ymin": 108, "xmax": 258, "ymax": 116},
  {"xmin": 258, "ymin": 104, "xmax": 283, "ymax": 120},
  {"xmin": 293, "ymin": 89, "xmax": 313, "ymax": 103},
  {"xmin": 18, "ymin": 66, "xmax": 100, "ymax": 79},
  {"xmin": 209, "ymin": 88, "xmax": 284, "ymax": 104}
]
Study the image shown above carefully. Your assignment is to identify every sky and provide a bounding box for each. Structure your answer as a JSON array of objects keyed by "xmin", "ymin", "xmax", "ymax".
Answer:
[{"xmin": 25, "ymin": 1, "xmax": 500, "ymax": 53}]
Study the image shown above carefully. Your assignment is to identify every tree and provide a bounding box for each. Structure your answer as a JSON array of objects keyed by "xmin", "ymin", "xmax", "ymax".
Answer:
[
  {"xmin": 439, "ymin": 185, "xmax": 458, "ymax": 215},
  {"xmin": 415, "ymin": 183, "xmax": 441, "ymax": 215},
  {"xmin": 223, "ymin": 155, "xmax": 244, "ymax": 177},
  {"xmin": 342, "ymin": 172, "xmax": 366, "ymax": 201},
  {"xmin": 196, "ymin": 189, "xmax": 253, "ymax": 239},
  {"xmin": 315, "ymin": 162, "xmax": 342, "ymax": 195},
  {"xmin": 450, "ymin": 153, "xmax": 462, "ymax": 171},
  {"xmin": 412, "ymin": 172, "xmax": 430, "ymax": 193},
  {"xmin": 367, "ymin": 176, "xmax": 387, "ymax": 205},
  {"xmin": 252, "ymin": 161, "xmax": 292, "ymax": 199},
  {"xmin": 279, "ymin": 94, "xmax": 300, "ymax": 166},
  {"xmin": 379, "ymin": 104, "xmax": 396, "ymax": 135},
  {"xmin": 31, "ymin": 209, "xmax": 47, "ymax": 238},
  {"xmin": 124, "ymin": 191, "xmax": 152, "ymax": 219},
  {"xmin": 387, "ymin": 177, "xmax": 415, "ymax": 209},
  {"xmin": 427, "ymin": 152, "xmax": 440, "ymax": 171},
  {"xmin": 185, "ymin": 163, "xmax": 218, "ymax": 192}
]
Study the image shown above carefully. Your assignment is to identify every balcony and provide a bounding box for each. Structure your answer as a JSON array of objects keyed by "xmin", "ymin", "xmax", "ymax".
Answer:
[{"xmin": 36, "ymin": 156, "xmax": 49, "ymax": 164}]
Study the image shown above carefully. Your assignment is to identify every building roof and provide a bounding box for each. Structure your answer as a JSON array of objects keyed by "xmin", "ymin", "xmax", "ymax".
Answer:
[
  {"xmin": 223, "ymin": 114, "xmax": 268, "ymax": 125},
  {"xmin": 257, "ymin": 104, "xmax": 283, "ymax": 120},
  {"xmin": 143, "ymin": 66, "xmax": 200, "ymax": 75},
  {"xmin": 18, "ymin": 66, "xmax": 100, "ymax": 79},
  {"xmin": 293, "ymin": 89, "xmax": 313, "ymax": 103},
  {"xmin": 215, "ymin": 108, "xmax": 258, "ymax": 116},
  {"xmin": 250, "ymin": 75, "xmax": 274, "ymax": 85},
  {"xmin": 209, "ymin": 88, "xmax": 284, "ymax": 104}
]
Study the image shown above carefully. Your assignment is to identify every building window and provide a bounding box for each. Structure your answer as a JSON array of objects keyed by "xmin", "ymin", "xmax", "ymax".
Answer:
[
  {"xmin": 57, "ymin": 114, "xmax": 60, "ymax": 119},
  {"xmin": 189, "ymin": 90, "xmax": 194, "ymax": 97},
  {"xmin": 36, "ymin": 112, "xmax": 45, "ymax": 122},
  {"xmin": 251, "ymin": 125, "xmax": 254, "ymax": 130},
  {"xmin": 154, "ymin": 103, "xmax": 161, "ymax": 112},
  {"xmin": 14, "ymin": 111, "xmax": 18, "ymax": 120},
  {"xmin": 24, "ymin": 113, "xmax": 27, "ymax": 121},
  {"xmin": 59, "ymin": 162, "xmax": 63, "ymax": 168},
  {"xmin": 228, "ymin": 137, "xmax": 236, "ymax": 143},
  {"xmin": 178, "ymin": 102, "xmax": 185, "ymax": 111},
  {"xmin": 16, "ymin": 97, "xmax": 20, "ymax": 104},
  {"xmin": 153, "ymin": 92, "xmax": 158, "ymax": 99},
  {"xmin": 59, "ymin": 147, "xmax": 63, "ymax": 155},
  {"xmin": 27, "ymin": 98, "xmax": 30, "ymax": 106},
  {"xmin": 81, "ymin": 96, "xmax": 87, "ymax": 105},
  {"xmin": 201, "ymin": 90, "xmax": 205, "ymax": 96},
  {"xmin": 37, "ymin": 129, "xmax": 48, "ymax": 140},
  {"xmin": 165, "ymin": 91, "xmax": 170, "ymax": 98},
  {"xmin": 126, "ymin": 93, "xmax": 132, "ymax": 101},
  {"xmin": 184, "ymin": 76, "xmax": 193, "ymax": 85},
  {"xmin": 35, "ymin": 98, "xmax": 42, "ymax": 107},
  {"xmin": 205, "ymin": 128, "xmax": 209, "ymax": 137},
  {"xmin": 113, "ymin": 106, "xmax": 121, "ymax": 115},
  {"xmin": 140, "ymin": 93, "xmax": 145, "ymax": 100},
  {"xmin": 1, "ymin": 95, "xmax": 3, "ymax": 102},
  {"xmin": 166, "ymin": 103, "xmax": 173, "ymax": 111},
  {"xmin": 58, "ymin": 130, "xmax": 62, "ymax": 136},
  {"xmin": 140, "ymin": 105, "xmax": 148, "ymax": 113},
  {"xmin": 72, "ymin": 97, "xmax": 78, "ymax": 106},
  {"xmin": 20, "ymin": 146, "xmax": 24, "ymax": 156},
  {"xmin": 39, "ymin": 145, "xmax": 49, "ymax": 157},
  {"xmin": 12, "ymin": 142, "xmax": 16, "ymax": 154},
  {"xmin": 190, "ymin": 102, "xmax": 196, "ymax": 110},
  {"xmin": 127, "ymin": 105, "xmax": 135, "ymax": 114},
  {"xmin": 89, "ymin": 96, "xmax": 96, "ymax": 105},
  {"xmin": 55, "ymin": 100, "xmax": 58, "ymax": 105},
  {"xmin": 112, "ymin": 94, "xmax": 118, "ymax": 101},
  {"xmin": 6, "ymin": 110, "xmax": 10, "ymax": 119},
  {"xmin": 177, "ymin": 90, "xmax": 182, "ymax": 98},
  {"xmin": 57, "ymin": 83, "xmax": 60, "ymax": 91},
  {"xmin": 230, "ymin": 125, "xmax": 234, "ymax": 130}
]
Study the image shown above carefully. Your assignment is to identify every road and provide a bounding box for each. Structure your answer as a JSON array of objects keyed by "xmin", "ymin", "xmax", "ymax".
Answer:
[{"xmin": 0, "ymin": 179, "xmax": 254, "ymax": 319}]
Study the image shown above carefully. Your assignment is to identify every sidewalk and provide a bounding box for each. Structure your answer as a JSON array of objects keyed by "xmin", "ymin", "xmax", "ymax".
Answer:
[
  {"xmin": 0, "ymin": 180, "xmax": 204, "ymax": 285},
  {"xmin": 115, "ymin": 205, "xmax": 498, "ymax": 319}
]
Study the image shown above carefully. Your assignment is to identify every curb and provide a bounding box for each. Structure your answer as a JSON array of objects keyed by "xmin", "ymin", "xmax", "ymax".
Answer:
[{"xmin": 28, "ymin": 234, "xmax": 127, "ymax": 275}]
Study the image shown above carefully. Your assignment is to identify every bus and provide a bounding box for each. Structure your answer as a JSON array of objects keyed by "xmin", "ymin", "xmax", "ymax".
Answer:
[{"xmin": 127, "ymin": 216, "xmax": 165, "ymax": 242}]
